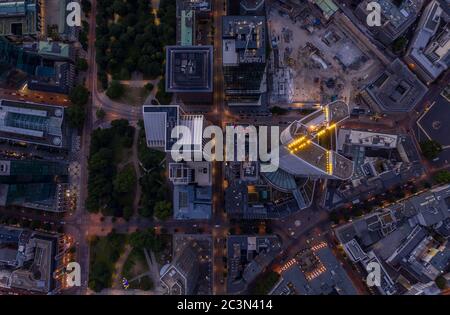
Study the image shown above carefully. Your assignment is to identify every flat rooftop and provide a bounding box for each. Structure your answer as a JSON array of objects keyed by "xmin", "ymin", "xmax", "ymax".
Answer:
[
  {"xmin": 0, "ymin": 99, "xmax": 66, "ymax": 148},
  {"xmin": 143, "ymin": 105, "xmax": 204, "ymax": 152},
  {"xmin": 222, "ymin": 16, "xmax": 266, "ymax": 64},
  {"xmin": 340, "ymin": 129, "xmax": 399, "ymax": 149},
  {"xmin": 166, "ymin": 46, "xmax": 213, "ymax": 93},
  {"xmin": 362, "ymin": 59, "xmax": 428, "ymax": 113}
]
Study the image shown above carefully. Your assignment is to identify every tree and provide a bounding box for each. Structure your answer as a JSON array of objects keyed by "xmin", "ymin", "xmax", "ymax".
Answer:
[
  {"xmin": 420, "ymin": 140, "xmax": 442, "ymax": 160},
  {"xmin": 128, "ymin": 229, "xmax": 163, "ymax": 252},
  {"xmin": 434, "ymin": 170, "xmax": 450, "ymax": 184},
  {"xmin": 69, "ymin": 85, "xmax": 89, "ymax": 106},
  {"xmin": 154, "ymin": 200, "xmax": 172, "ymax": 221},
  {"xmin": 123, "ymin": 206, "xmax": 134, "ymax": 221},
  {"xmin": 96, "ymin": 108, "xmax": 106, "ymax": 120},
  {"xmin": 67, "ymin": 103, "xmax": 86, "ymax": 129},
  {"xmin": 106, "ymin": 80, "xmax": 125, "ymax": 100},
  {"xmin": 144, "ymin": 82, "xmax": 154, "ymax": 92},
  {"xmin": 392, "ymin": 37, "xmax": 408, "ymax": 54},
  {"xmin": 81, "ymin": 0, "xmax": 92, "ymax": 14},
  {"xmin": 114, "ymin": 166, "xmax": 136, "ymax": 194},
  {"xmin": 76, "ymin": 58, "xmax": 89, "ymax": 71},
  {"xmin": 435, "ymin": 275, "xmax": 447, "ymax": 290}
]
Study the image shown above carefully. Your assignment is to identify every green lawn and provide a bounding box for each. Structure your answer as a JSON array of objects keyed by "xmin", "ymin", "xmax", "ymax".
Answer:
[{"xmin": 122, "ymin": 247, "xmax": 148, "ymax": 281}]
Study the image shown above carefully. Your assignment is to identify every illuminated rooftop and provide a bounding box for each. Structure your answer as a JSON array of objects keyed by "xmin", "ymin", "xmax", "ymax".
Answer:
[{"xmin": 279, "ymin": 100, "xmax": 353, "ymax": 179}]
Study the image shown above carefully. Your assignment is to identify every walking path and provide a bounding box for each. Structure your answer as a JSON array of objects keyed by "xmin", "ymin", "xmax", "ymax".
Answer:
[
  {"xmin": 112, "ymin": 245, "xmax": 133, "ymax": 289},
  {"xmin": 131, "ymin": 126, "xmax": 143, "ymax": 217}
]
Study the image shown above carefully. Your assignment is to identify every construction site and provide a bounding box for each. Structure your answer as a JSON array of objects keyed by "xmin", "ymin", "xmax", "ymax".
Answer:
[{"xmin": 267, "ymin": 1, "xmax": 384, "ymax": 108}]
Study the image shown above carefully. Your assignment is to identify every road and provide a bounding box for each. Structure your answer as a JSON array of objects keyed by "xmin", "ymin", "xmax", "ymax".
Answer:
[
  {"xmin": 64, "ymin": 0, "xmax": 98, "ymax": 294},
  {"xmin": 210, "ymin": 0, "xmax": 228, "ymax": 295}
]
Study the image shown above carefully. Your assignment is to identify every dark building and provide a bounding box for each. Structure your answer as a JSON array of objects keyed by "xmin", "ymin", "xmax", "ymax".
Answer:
[
  {"xmin": 360, "ymin": 59, "xmax": 428, "ymax": 113},
  {"xmin": 28, "ymin": 61, "xmax": 75, "ymax": 94},
  {"xmin": 166, "ymin": 46, "xmax": 213, "ymax": 104},
  {"xmin": 355, "ymin": 0, "xmax": 424, "ymax": 45},
  {"xmin": 222, "ymin": 16, "xmax": 267, "ymax": 106},
  {"xmin": 0, "ymin": 0, "xmax": 41, "ymax": 40},
  {"xmin": 0, "ymin": 159, "xmax": 69, "ymax": 213}
]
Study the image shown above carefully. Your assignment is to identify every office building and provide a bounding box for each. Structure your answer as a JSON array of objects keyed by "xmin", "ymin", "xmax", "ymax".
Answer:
[
  {"xmin": 222, "ymin": 16, "xmax": 267, "ymax": 106},
  {"xmin": 0, "ymin": 159, "xmax": 69, "ymax": 213},
  {"xmin": 0, "ymin": 99, "xmax": 69, "ymax": 149},
  {"xmin": 0, "ymin": 0, "xmax": 42, "ymax": 39},
  {"xmin": 142, "ymin": 105, "xmax": 205, "ymax": 156},
  {"xmin": 360, "ymin": 59, "xmax": 428, "ymax": 113},
  {"xmin": 270, "ymin": 242, "xmax": 358, "ymax": 295},
  {"xmin": 0, "ymin": 225, "xmax": 63, "ymax": 294},
  {"xmin": 404, "ymin": 0, "xmax": 450, "ymax": 84},
  {"xmin": 160, "ymin": 240, "xmax": 201, "ymax": 295},
  {"xmin": 355, "ymin": 0, "xmax": 424, "ymax": 45},
  {"xmin": 278, "ymin": 100, "xmax": 353, "ymax": 179},
  {"xmin": 166, "ymin": 46, "xmax": 213, "ymax": 104}
]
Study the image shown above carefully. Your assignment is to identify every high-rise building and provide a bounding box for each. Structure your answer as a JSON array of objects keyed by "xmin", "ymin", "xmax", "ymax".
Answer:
[
  {"xmin": 0, "ymin": 159, "xmax": 69, "ymax": 212},
  {"xmin": 278, "ymin": 100, "xmax": 353, "ymax": 179},
  {"xmin": 0, "ymin": 225, "xmax": 63, "ymax": 293},
  {"xmin": 166, "ymin": 46, "xmax": 213, "ymax": 104},
  {"xmin": 160, "ymin": 241, "xmax": 201, "ymax": 295},
  {"xmin": 142, "ymin": 105, "xmax": 205, "ymax": 157},
  {"xmin": 222, "ymin": 16, "xmax": 267, "ymax": 106}
]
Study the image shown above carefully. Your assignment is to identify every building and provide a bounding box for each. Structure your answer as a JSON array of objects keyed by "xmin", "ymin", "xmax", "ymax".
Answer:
[
  {"xmin": 270, "ymin": 241, "xmax": 358, "ymax": 295},
  {"xmin": 0, "ymin": 225, "xmax": 63, "ymax": 294},
  {"xmin": 278, "ymin": 100, "xmax": 353, "ymax": 179},
  {"xmin": 327, "ymin": 127, "xmax": 424, "ymax": 209},
  {"xmin": 166, "ymin": 46, "xmax": 213, "ymax": 104},
  {"xmin": 160, "ymin": 241, "xmax": 200, "ymax": 294},
  {"xmin": 43, "ymin": 0, "xmax": 78, "ymax": 42},
  {"xmin": 0, "ymin": 99, "xmax": 69, "ymax": 149},
  {"xmin": 337, "ymin": 129, "xmax": 399, "ymax": 150},
  {"xmin": 28, "ymin": 61, "xmax": 75, "ymax": 94},
  {"xmin": 0, "ymin": 0, "xmax": 42, "ymax": 39},
  {"xmin": 227, "ymin": 235, "xmax": 282, "ymax": 294},
  {"xmin": 173, "ymin": 184, "xmax": 212, "ymax": 220},
  {"xmin": 176, "ymin": 0, "xmax": 211, "ymax": 46},
  {"xmin": 169, "ymin": 161, "xmax": 211, "ymax": 186},
  {"xmin": 335, "ymin": 184, "xmax": 450, "ymax": 294},
  {"xmin": 404, "ymin": 0, "xmax": 450, "ymax": 84},
  {"xmin": 310, "ymin": 0, "xmax": 339, "ymax": 20},
  {"xmin": 36, "ymin": 41, "xmax": 75, "ymax": 62},
  {"xmin": 240, "ymin": 0, "xmax": 265, "ymax": 16},
  {"xmin": 160, "ymin": 234, "xmax": 213, "ymax": 295},
  {"xmin": 0, "ymin": 159, "xmax": 69, "ymax": 212},
  {"xmin": 142, "ymin": 105, "xmax": 204, "ymax": 157},
  {"xmin": 169, "ymin": 161, "xmax": 212, "ymax": 219},
  {"xmin": 360, "ymin": 59, "xmax": 428, "ymax": 113},
  {"xmin": 222, "ymin": 15, "xmax": 267, "ymax": 106},
  {"xmin": 355, "ymin": 0, "xmax": 424, "ymax": 45}
]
